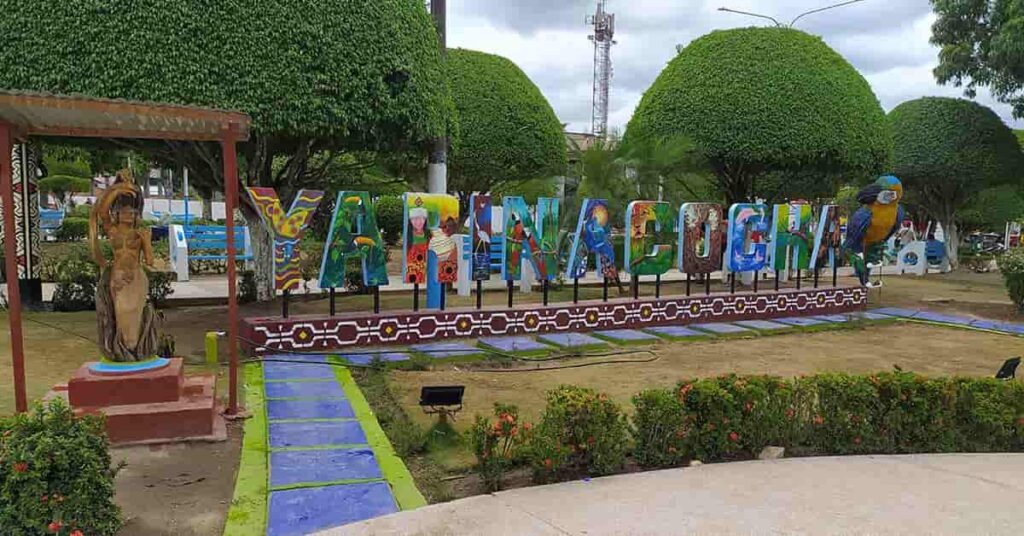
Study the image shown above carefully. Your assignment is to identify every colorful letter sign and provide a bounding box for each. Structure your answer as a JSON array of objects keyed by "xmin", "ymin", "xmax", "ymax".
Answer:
[
  {"xmin": 624, "ymin": 201, "xmax": 674, "ymax": 276},
  {"xmin": 769, "ymin": 202, "xmax": 814, "ymax": 272},
  {"xmin": 566, "ymin": 198, "xmax": 618, "ymax": 280},
  {"xmin": 246, "ymin": 187, "xmax": 324, "ymax": 291},
  {"xmin": 726, "ymin": 203, "xmax": 769, "ymax": 273},
  {"xmin": 470, "ymin": 194, "xmax": 493, "ymax": 281},
  {"xmin": 402, "ymin": 193, "xmax": 460, "ymax": 285},
  {"xmin": 678, "ymin": 203, "xmax": 724, "ymax": 274},
  {"xmin": 810, "ymin": 204, "xmax": 841, "ymax": 270},
  {"xmin": 319, "ymin": 192, "xmax": 389, "ymax": 289},
  {"xmin": 502, "ymin": 196, "xmax": 559, "ymax": 281}
]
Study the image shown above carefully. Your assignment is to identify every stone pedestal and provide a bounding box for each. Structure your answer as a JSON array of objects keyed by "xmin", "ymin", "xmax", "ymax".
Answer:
[{"xmin": 54, "ymin": 358, "xmax": 226, "ymax": 445}]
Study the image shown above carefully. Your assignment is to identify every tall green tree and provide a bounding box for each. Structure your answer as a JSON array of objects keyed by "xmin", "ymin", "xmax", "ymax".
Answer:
[
  {"xmin": 446, "ymin": 48, "xmax": 567, "ymax": 216},
  {"xmin": 623, "ymin": 27, "xmax": 890, "ymax": 204},
  {"xmin": 0, "ymin": 0, "xmax": 451, "ymax": 299},
  {"xmin": 930, "ymin": 0, "xmax": 1024, "ymax": 118},
  {"xmin": 889, "ymin": 97, "xmax": 1024, "ymax": 267}
]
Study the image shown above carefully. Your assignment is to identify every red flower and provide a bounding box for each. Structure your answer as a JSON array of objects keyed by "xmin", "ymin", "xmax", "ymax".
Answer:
[
  {"xmin": 680, "ymin": 384, "xmax": 694, "ymax": 397},
  {"xmin": 48, "ymin": 521, "xmax": 62, "ymax": 533},
  {"xmin": 813, "ymin": 415, "xmax": 824, "ymax": 426},
  {"xmin": 587, "ymin": 436, "xmax": 596, "ymax": 445},
  {"xmin": 743, "ymin": 402, "xmax": 753, "ymax": 413},
  {"xmin": 492, "ymin": 421, "xmax": 502, "ymax": 432},
  {"xmin": 543, "ymin": 458, "xmax": 553, "ymax": 469},
  {"xmin": 598, "ymin": 394, "xmax": 608, "ymax": 402},
  {"xmin": 728, "ymin": 432, "xmax": 739, "ymax": 442},
  {"xmin": 523, "ymin": 422, "xmax": 532, "ymax": 431},
  {"xmin": 12, "ymin": 462, "xmax": 27, "ymax": 473},
  {"xmin": 40, "ymin": 495, "xmax": 48, "ymax": 503},
  {"xmin": 71, "ymin": 531, "xmax": 84, "ymax": 536},
  {"xmin": 785, "ymin": 408, "xmax": 795, "ymax": 420},
  {"xmin": 503, "ymin": 414, "xmax": 515, "ymax": 424},
  {"xmin": 853, "ymin": 436, "xmax": 862, "ymax": 445}
]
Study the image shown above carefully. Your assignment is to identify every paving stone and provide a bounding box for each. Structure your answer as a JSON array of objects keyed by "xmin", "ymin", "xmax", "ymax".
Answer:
[
  {"xmin": 912, "ymin": 311, "xmax": 976, "ymax": 326},
  {"xmin": 813, "ymin": 314, "xmax": 853, "ymax": 323},
  {"xmin": 733, "ymin": 320, "xmax": 791, "ymax": 331},
  {"xmin": 267, "ymin": 398, "xmax": 355, "ymax": 421},
  {"xmin": 337, "ymin": 352, "xmax": 411, "ymax": 366},
  {"xmin": 265, "ymin": 353, "xmax": 328, "ymax": 364},
  {"xmin": 265, "ymin": 381, "xmax": 346, "ymax": 400},
  {"xmin": 269, "ymin": 421, "xmax": 367, "ymax": 449},
  {"xmin": 409, "ymin": 341, "xmax": 483, "ymax": 358},
  {"xmin": 644, "ymin": 326, "xmax": 708, "ymax": 340},
  {"xmin": 270, "ymin": 448, "xmax": 383, "ymax": 488},
  {"xmin": 849, "ymin": 311, "xmax": 893, "ymax": 321},
  {"xmin": 536, "ymin": 332, "xmax": 609, "ymax": 348},
  {"xmin": 871, "ymin": 307, "xmax": 920, "ymax": 318},
  {"xmin": 593, "ymin": 329, "xmax": 660, "ymax": 343},
  {"xmin": 970, "ymin": 319, "xmax": 1024, "ymax": 335},
  {"xmin": 478, "ymin": 336, "xmax": 553, "ymax": 354},
  {"xmin": 690, "ymin": 323, "xmax": 751, "ymax": 335},
  {"xmin": 267, "ymin": 482, "xmax": 398, "ymax": 536},
  {"xmin": 264, "ymin": 362, "xmax": 338, "ymax": 381},
  {"xmin": 774, "ymin": 317, "xmax": 829, "ymax": 327}
]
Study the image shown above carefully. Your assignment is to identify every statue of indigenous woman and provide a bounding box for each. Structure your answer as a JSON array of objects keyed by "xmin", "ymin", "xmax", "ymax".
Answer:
[{"xmin": 89, "ymin": 169, "xmax": 158, "ymax": 362}]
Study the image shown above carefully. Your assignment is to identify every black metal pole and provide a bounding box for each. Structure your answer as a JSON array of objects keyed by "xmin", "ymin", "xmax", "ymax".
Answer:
[
  {"xmin": 774, "ymin": 271, "xmax": 780, "ymax": 292},
  {"xmin": 832, "ymin": 249, "xmax": 839, "ymax": 287},
  {"xmin": 373, "ymin": 286, "xmax": 381, "ymax": 314},
  {"xmin": 753, "ymin": 271, "xmax": 759, "ymax": 293},
  {"xmin": 813, "ymin": 268, "xmax": 819, "ymax": 289},
  {"xmin": 796, "ymin": 269, "xmax": 802, "ymax": 290},
  {"xmin": 655, "ymin": 274, "xmax": 661, "ymax": 298},
  {"xmin": 633, "ymin": 275, "xmax": 639, "ymax": 300},
  {"xmin": 704, "ymin": 273, "xmax": 711, "ymax": 295},
  {"xmin": 730, "ymin": 272, "xmax": 736, "ymax": 294},
  {"xmin": 573, "ymin": 278, "xmax": 579, "ymax": 304},
  {"xmin": 329, "ymin": 287, "xmax": 336, "ymax": 316},
  {"xmin": 282, "ymin": 289, "xmax": 289, "ymax": 318},
  {"xmin": 602, "ymin": 277, "xmax": 609, "ymax": 302},
  {"xmin": 476, "ymin": 280, "xmax": 482, "ymax": 310},
  {"xmin": 413, "ymin": 283, "xmax": 419, "ymax": 312},
  {"xmin": 686, "ymin": 273, "xmax": 691, "ymax": 296},
  {"xmin": 507, "ymin": 279, "xmax": 514, "ymax": 308},
  {"xmin": 542, "ymin": 279, "xmax": 549, "ymax": 306}
]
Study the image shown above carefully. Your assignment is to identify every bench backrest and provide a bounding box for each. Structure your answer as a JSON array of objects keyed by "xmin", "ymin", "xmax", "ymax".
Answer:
[
  {"xmin": 40, "ymin": 209, "xmax": 64, "ymax": 229},
  {"xmin": 184, "ymin": 225, "xmax": 248, "ymax": 252}
]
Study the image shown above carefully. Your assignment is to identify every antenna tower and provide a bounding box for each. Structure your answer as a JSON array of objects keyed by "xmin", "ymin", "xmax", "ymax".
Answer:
[{"xmin": 587, "ymin": 1, "xmax": 616, "ymax": 139}]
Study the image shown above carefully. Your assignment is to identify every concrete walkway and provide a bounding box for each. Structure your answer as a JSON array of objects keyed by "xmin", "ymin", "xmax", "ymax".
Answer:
[{"xmin": 319, "ymin": 453, "xmax": 1024, "ymax": 535}]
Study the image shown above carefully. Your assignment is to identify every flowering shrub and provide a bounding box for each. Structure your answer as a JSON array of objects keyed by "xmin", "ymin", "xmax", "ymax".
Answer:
[
  {"xmin": 466, "ymin": 403, "xmax": 531, "ymax": 491},
  {"xmin": 0, "ymin": 399, "xmax": 122, "ymax": 535},
  {"xmin": 632, "ymin": 372, "xmax": 1024, "ymax": 466},
  {"xmin": 530, "ymin": 385, "xmax": 629, "ymax": 483},
  {"xmin": 997, "ymin": 247, "xmax": 1024, "ymax": 311}
]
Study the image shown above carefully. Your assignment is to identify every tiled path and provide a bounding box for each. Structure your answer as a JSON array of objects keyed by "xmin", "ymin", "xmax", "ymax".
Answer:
[{"xmin": 261, "ymin": 354, "xmax": 423, "ymax": 536}]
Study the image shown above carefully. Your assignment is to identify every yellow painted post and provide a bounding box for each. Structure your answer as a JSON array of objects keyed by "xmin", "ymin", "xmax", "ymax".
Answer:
[{"xmin": 205, "ymin": 332, "xmax": 219, "ymax": 365}]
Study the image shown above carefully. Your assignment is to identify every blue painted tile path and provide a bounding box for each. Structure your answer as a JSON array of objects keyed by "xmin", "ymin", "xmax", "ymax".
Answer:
[
  {"xmin": 594, "ymin": 329, "xmax": 660, "ymax": 343},
  {"xmin": 733, "ymin": 320, "xmax": 790, "ymax": 331},
  {"xmin": 537, "ymin": 332, "xmax": 609, "ymax": 348},
  {"xmin": 644, "ymin": 326, "xmax": 707, "ymax": 339},
  {"xmin": 478, "ymin": 336, "xmax": 553, "ymax": 353},
  {"xmin": 262, "ymin": 355, "xmax": 401, "ymax": 534},
  {"xmin": 691, "ymin": 322, "xmax": 751, "ymax": 335},
  {"xmin": 774, "ymin": 316, "xmax": 829, "ymax": 327}
]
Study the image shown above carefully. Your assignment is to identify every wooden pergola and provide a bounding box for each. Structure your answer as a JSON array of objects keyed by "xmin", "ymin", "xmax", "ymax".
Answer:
[{"xmin": 0, "ymin": 90, "xmax": 250, "ymax": 414}]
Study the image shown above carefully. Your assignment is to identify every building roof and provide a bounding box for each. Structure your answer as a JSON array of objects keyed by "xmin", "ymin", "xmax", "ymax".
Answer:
[{"xmin": 0, "ymin": 90, "xmax": 251, "ymax": 142}]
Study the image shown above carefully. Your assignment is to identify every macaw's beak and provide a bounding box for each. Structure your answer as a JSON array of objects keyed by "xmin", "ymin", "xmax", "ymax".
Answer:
[{"xmin": 877, "ymin": 190, "xmax": 898, "ymax": 205}]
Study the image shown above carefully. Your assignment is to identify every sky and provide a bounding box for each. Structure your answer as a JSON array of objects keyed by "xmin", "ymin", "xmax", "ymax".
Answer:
[{"xmin": 445, "ymin": 0, "xmax": 1024, "ymax": 134}]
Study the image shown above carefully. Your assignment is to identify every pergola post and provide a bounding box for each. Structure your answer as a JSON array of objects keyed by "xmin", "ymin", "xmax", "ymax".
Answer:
[
  {"xmin": 0, "ymin": 121, "xmax": 27, "ymax": 413},
  {"xmin": 222, "ymin": 124, "xmax": 241, "ymax": 415}
]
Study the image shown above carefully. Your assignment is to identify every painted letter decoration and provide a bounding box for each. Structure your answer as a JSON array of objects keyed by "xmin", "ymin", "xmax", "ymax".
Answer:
[
  {"xmin": 624, "ymin": 201, "xmax": 674, "ymax": 276},
  {"xmin": 402, "ymin": 193, "xmax": 460, "ymax": 285},
  {"xmin": 566, "ymin": 198, "xmax": 618, "ymax": 280},
  {"xmin": 246, "ymin": 187, "xmax": 324, "ymax": 291},
  {"xmin": 678, "ymin": 203, "xmax": 724, "ymax": 274},
  {"xmin": 726, "ymin": 203, "xmax": 769, "ymax": 273},
  {"xmin": 319, "ymin": 191, "xmax": 389, "ymax": 289}
]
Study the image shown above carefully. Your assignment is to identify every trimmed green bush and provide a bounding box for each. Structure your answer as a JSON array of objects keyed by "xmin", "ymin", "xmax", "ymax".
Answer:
[
  {"xmin": 0, "ymin": 399, "xmax": 122, "ymax": 535},
  {"xmin": 998, "ymin": 241, "xmax": 1024, "ymax": 311},
  {"xmin": 376, "ymin": 195, "xmax": 405, "ymax": 246},
  {"xmin": 530, "ymin": 385, "xmax": 629, "ymax": 483},
  {"xmin": 624, "ymin": 27, "xmax": 889, "ymax": 203},
  {"xmin": 55, "ymin": 218, "xmax": 88, "ymax": 242},
  {"xmin": 633, "ymin": 372, "xmax": 1024, "ymax": 467}
]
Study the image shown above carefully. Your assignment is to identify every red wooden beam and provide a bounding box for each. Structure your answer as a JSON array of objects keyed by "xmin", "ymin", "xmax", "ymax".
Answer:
[
  {"xmin": 221, "ymin": 124, "xmax": 241, "ymax": 415},
  {"xmin": 0, "ymin": 122, "xmax": 27, "ymax": 413}
]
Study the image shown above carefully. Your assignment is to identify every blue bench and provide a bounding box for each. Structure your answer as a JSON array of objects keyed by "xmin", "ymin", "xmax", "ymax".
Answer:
[
  {"xmin": 150, "ymin": 211, "xmax": 198, "ymax": 224},
  {"xmin": 185, "ymin": 225, "xmax": 253, "ymax": 261},
  {"xmin": 40, "ymin": 208, "xmax": 64, "ymax": 240}
]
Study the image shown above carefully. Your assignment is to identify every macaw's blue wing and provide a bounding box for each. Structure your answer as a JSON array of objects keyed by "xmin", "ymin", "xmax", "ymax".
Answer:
[
  {"xmin": 843, "ymin": 207, "xmax": 872, "ymax": 253},
  {"xmin": 885, "ymin": 205, "xmax": 905, "ymax": 241}
]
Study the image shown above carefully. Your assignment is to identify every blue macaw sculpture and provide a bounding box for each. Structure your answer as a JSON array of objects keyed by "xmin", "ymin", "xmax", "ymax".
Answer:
[{"xmin": 843, "ymin": 175, "xmax": 905, "ymax": 287}]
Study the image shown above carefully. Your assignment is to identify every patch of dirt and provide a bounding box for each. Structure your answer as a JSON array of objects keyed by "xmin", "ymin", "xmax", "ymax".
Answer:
[{"xmin": 114, "ymin": 421, "xmax": 243, "ymax": 536}]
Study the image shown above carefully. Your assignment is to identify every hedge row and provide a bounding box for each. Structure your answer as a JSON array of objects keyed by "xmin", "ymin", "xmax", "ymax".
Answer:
[{"xmin": 470, "ymin": 373, "xmax": 1024, "ymax": 490}]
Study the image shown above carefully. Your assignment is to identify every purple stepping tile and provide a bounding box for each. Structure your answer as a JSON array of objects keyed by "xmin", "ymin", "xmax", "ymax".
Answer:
[
  {"xmin": 691, "ymin": 323, "xmax": 751, "ymax": 335},
  {"xmin": 734, "ymin": 320, "xmax": 790, "ymax": 331},
  {"xmin": 645, "ymin": 326, "xmax": 707, "ymax": 339},
  {"xmin": 594, "ymin": 329, "xmax": 659, "ymax": 342},
  {"xmin": 267, "ymin": 399, "xmax": 355, "ymax": 421},
  {"xmin": 266, "ymin": 381, "xmax": 345, "ymax": 399},
  {"xmin": 872, "ymin": 307, "xmax": 919, "ymax": 318},
  {"xmin": 270, "ymin": 448, "xmax": 382, "ymax": 487},
  {"xmin": 269, "ymin": 421, "xmax": 367, "ymax": 449},
  {"xmin": 537, "ymin": 332, "xmax": 609, "ymax": 348},
  {"xmin": 265, "ymin": 354, "xmax": 328, "ymax": 364},
  {"xmin": 478, "ymin": 337, "xmax": 553, "ymax": 353},
  {"xmin": 267, "ymin": 482, "xmax": 398, "ymax": 536},
  {"xmin": 264, "ymin": 362, "xmax": 338, "ymax": 381},
  {"xmin": 774, "ymin": 316, "xmax": 829, "ymax": 327},
  {"xmin": 849, "ymin": 311, "xmax": 893, "ymax": 321},
  {"xmin": 813, "ymin": 314, "xmax": 852, "ymax": 323},
  {"xmin": 912, "ymin": 311, "xmax": 975, "ymax": 326},
  {"xmin": 409, "ymin": 342, "xmax": 482, "ymax": 358},
  {"xmin": 970, "ymin": 319, "xmax": 1024, "ymax": 334},
  {"xmin": 338, "ymin": 352, "xmax": 411, "ymax": 366}
]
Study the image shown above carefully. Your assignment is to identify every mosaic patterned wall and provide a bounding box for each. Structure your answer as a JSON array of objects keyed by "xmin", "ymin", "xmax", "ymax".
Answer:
[{"xmin": 242, "ymin": 286, "xmax": 867, "ymax": 353}]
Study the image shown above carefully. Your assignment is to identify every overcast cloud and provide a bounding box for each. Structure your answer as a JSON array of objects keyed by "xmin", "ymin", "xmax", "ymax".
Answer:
[{"xmin": 446, "ymin": 0, "xmax": 1024, "ymax": 134}]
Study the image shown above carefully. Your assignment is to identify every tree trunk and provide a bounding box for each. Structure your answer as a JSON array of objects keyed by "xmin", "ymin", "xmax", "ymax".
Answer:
[
  {"xmin": 941, "ymin": 216, "xmax": 959, "ymax": 270},
  {"xmin": 240, "ymin": 203, "xmax": 276, "ymax": 301},
  {"xmin": 202, "ymin": 196, "xmax": 213, "ymax": 220}
]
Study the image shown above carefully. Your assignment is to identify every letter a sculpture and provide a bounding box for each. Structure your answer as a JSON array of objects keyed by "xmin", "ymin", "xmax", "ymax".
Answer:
[
  {"xmin": 89, "ymin": 169, "xmax": 158, "ymax": 361},
  {"xmin": 843, "ymin": 175, "xmax": 904, "ymax": 287}
]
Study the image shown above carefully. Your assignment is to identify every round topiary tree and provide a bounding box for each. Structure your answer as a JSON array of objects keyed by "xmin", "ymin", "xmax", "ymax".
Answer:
[
  {"xmin": 889, "ymin": 97, "xmax": 1024, "ymax": 267},
  {"xmin": 623, "ymin": 27, "xmax": 890, "ymax": 204},
  {"xmin": 0, "ymin": 0, "xmax": 451, "ymax": 299},
  {"xmin": 446, "ymin": 48, "xmax": 567, "ymax": 213}
]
